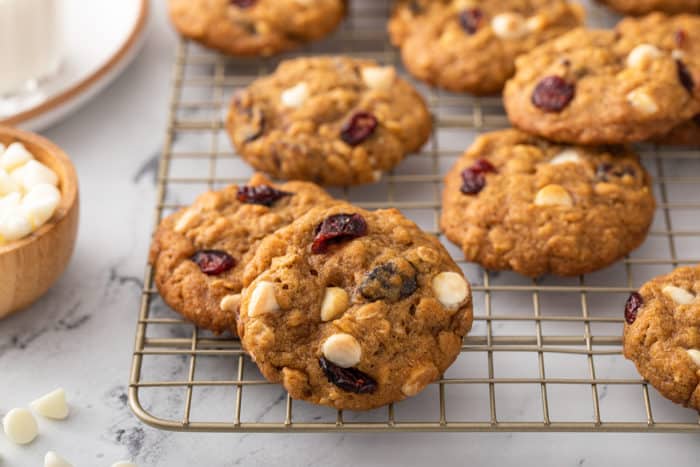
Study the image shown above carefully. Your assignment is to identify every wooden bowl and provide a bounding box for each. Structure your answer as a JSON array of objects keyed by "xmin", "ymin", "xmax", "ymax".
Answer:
[{"xmin": 0, "ymin": 126, "xmax": 79, "ymax": 318}]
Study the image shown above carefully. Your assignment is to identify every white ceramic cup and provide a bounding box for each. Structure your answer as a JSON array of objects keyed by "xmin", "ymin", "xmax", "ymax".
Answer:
[{"xmin": 0, "ymin": 0, "xmax": 62, "ymax": 96}]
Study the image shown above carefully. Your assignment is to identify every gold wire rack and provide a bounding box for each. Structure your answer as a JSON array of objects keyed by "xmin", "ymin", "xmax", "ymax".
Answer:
[{"xmin": 128, "ymin": 1, "xmax": 700, "ymax": 433}]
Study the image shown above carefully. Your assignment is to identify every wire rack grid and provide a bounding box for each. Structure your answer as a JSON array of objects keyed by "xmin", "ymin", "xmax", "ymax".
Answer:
[{"xmin": 129, "ymin": 1, "xmax": 700, "ymax": 433}]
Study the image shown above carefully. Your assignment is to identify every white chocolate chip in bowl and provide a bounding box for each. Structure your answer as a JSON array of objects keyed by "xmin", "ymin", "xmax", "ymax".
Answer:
[
  {"xmin": 687, "ymin": 349, "xmax": 700, "ymax": 367},
  {"xmin": 0, "ymin": 142, "xmax": 33, "ymax": 171},
  {"xmin": 0, "ymin": 168, "xmax": 20, "ymax": 196},
  {"xmin": 2, "ymin": 407, "xmax": 38, "ymax": 444},
  {"xmin": 549, "ymin": 148, "xmax": 582, "ymax": 165},
  {"xmin": 31, "ymin": 387, "xmax": 69, "ymax": 420},
  {"xmin": 0, "ymin": 207, "xmax": 33, "ymax": 243},
  {"xmin": 432, "ymin": 271, "xmax": 470, "ymax": 310},
  {"xmin": 662, "ymin": 285, "xmax": 696, "ymax": 305},
  {"xmin": 320, "ymin": 287, "xmax": 349, "ymax": 321},
  {"xmin": 21, "ymin": 183, "xmax": 61, "ymax": 229},
  {"xmin": 626, "ymin": 89, "xmax": 658, "ymax": 115},
  {"xmin": 361, "ymin": 66, "xmax": 396, "ymax": 91},
  {"xmin": 491, "ymin": 12, "xmax": 528, "ymax": 39},
  {"xmin": 534, "ymin": 184, "xmax": 573, "ymax": 207},
  {"xmin": 626, "ymin": 44, "xmax": 663, "ymax": 69},
  {"xmin": 247, "ymin": 281, "xmax": 280, "ymax": 317},
  {"xmin": 322, "ymin": 333, "xmax": 362, "ymax": 368},
  {"xmin": 44, "ymin": 451, "xmax": 73, "ymax": 467},
  {"xmin": 11, "ymin": 159, "xmax": 59, "ymax": 191},
  {"xmin": 281, "ymin": 82, "xmax": 309, "ymax": 108}
]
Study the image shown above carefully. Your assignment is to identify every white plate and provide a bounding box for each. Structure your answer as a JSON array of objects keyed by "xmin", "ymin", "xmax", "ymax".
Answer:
[{"xmin": 0, "ymin": 0, "xmax": 148, "ymax": 131}]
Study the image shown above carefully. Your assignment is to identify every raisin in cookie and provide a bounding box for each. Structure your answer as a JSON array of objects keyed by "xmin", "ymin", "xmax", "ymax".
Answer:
[
  {"xmin": 655, "ymin": 115, "xmax": 700, "ymax": 145},
  {"xmin": 226, "ymin": 56, "xmax": 432, "ymax": 186},
  {"xmin": 504, "ymin": 13, "xmax": 700, "ymax": 144},
  {"xmin": 623, "ymin": 265, "xmax": 700, "ymax": 411},
  {"xmin": 168, "ymin": 0, "xmax": 346, "ymax": 57},
  {"xmin": 388, "ymin": 0, "xmax": 584, "ymax": 95},
  {"xmin": 440, "ymin": 130, "xmax": 656, "ymax": 277},
  {"xmin": 237, "ymin": 204, "xmax": 473, "ymax": 410},
  {"xmin": 598, "ymin": 0, "xmax": 700, "ymax": 16},
  {"xmin": 149, "ymin": 174, "xmax": 335, "ymax": 334}
]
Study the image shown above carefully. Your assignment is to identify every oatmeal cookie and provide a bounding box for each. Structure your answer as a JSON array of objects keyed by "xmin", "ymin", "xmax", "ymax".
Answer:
[
  {"xmin": 440, "ymin": 129, "xmax": 656, "ymax": 277},
  {"xmin": 598, "ymin": 0, "xmax": 700, "ymax": 16},
  {"xmin": 237, "ymin": 204, "xmax": 473, "ymax": 410},
  {"xmin": 226, "ymin": 56, "xmax": 432, "ymax": 186},
  {"xmin": 655, "ymin": 114, "xmax": 700, "ymax": 145},
  {"xmin": 623, "ymin": 265, "xmax": 700, "ymax": 411}
]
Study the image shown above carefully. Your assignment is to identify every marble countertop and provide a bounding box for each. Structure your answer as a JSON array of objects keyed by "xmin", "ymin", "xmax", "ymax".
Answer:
[{"xmin": 1, "ymin": 2, "xmax": 699, "ymax": 466}]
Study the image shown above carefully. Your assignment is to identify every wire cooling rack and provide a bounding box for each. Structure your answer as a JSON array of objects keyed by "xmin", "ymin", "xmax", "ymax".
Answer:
[{"xmin": 129, "ymin": 1, "xmax": 700, "ymax": 432}]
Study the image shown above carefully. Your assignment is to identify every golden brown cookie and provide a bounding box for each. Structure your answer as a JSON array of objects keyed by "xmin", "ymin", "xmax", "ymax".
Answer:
[
  {"xmin": 168, "ymin": 0, "xmax": 346, "ymax": 56},
  {"xmin": 598, "ymin": 0, "xmax": 700, "ymax": 16},
  {"xmin": 237, "ymin": 204, "xmax": 473, "ymax": 410},
  {"xmin": 623, "ymin": 265, "xmax": 700, "ymax": 411},
  {"xmin": 226, "ymin": 56, "xmax": 432, "ymax": 186},
  {"xmin": 654, "ymin": 114, "xmax": 700, "ymax": 145},
  {"xmin": 388, "ymin": 0, "xmax": 584, "ymax": 95},
  {"xmin": 440, "ymin": 130, "xmax": 656, "ymax": 277},
  {"xmin": 504, "ymin": 13, "xmax": 700, "ymax": 144},
  {"xmin": 149, "ymin": 174, "xmax": 335, "ymax": 334}
]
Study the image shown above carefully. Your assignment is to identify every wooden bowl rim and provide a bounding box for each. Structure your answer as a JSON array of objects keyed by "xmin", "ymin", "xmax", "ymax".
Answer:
[{"xmin": 0, "ymin": 125, "xmax": 79, "ymax": 256}]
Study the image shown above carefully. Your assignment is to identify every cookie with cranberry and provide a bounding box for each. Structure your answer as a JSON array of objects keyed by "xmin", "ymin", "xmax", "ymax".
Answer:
[
  {"xmin": 226, "ymin": 56, "xmax": 432, "ymax": 186},
  {"xmin": 149, "ymin": 174, "xmax": 335, "ymax": 334},
  {"xmin": 440, "ymin": 130, "xmax": 656, "ymax": 277},
  {"xmin": 654, "ymin": 115, "xmax": 700, "ymax": 145},
  {"xmin": 504, "ymin": 13, "xmax": 700, "ymax": 144},
  {"xmin": 623, "ymin": 265, "xmax": 700, "ymax": 411},
  {"xmin": 598, "ymin": 0, "xmax": 700, "ymax": 16},
  {"xmin": 168, "ymin": 0, "xmax": 346, "ymax": 57},
  {"xmin": 237, "ymin": 204, "xmax": 473, "ymax": 410},
  {"xmin": 388, "ymin": 0, "xmax": 584, "ymax": 95}
]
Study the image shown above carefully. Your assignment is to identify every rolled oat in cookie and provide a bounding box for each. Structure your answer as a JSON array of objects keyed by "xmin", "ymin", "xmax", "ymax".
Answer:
[
  {"xmin": 623, "ymin": 265, "xmax": 700, "ymax": 411},
  {"xmin": 237, "ymin": 204, "xmax": 473, "ymax": 410}
]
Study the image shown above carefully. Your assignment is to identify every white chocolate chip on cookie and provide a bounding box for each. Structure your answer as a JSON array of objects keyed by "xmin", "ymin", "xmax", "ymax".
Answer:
[
  {"xmin": 322, "ymin": 333, "xmax": 361, "ymax": 368},
  {"xmin": 174, "ymin": 208, "xmax": 200, "ymax": 233},
  {"xmin": 662, "ymin": 285, "xmax": 696, "ymax": 305},
  {"xmin": 549, "ymin": 148, "xmax": 582, "ymax": 165},
  {"xmin": 281, "ymin": 82, "xmax": 309, "ymax": 108},
  {"xmin": 534, "ymin": 184, "xmax": 573, "ymax": 207},
  {"xmin": 320, "ymin": 287, "xmax": 349, "ymax": 322},
  {"xmin": 687, "ymin": 349, "xmax": 700, "ymax": 367},
  {"xmin": 362, "ymin": 66, "xmax": 396, "ymax": 91},
  {"xmin": 432, "ymin": 271, "xmax": 469, "ymax": 310},
  {"xmin": 491, "ymin": 13, "xmax": 527, "ymax": 39},
  {"xmin": 248, "ymin": 281, "xmax": 280, "ymax": 317},
  {"xmin": 220, "ymin": 293, "xmax": 242, "ymax": 313},
  {"xmin": 626, "ymin": 44, "xmax": 663, "ymax": 69},
  {"xmin": 626, "ymin": 89, "xmax": 658, "ymax": 115}
]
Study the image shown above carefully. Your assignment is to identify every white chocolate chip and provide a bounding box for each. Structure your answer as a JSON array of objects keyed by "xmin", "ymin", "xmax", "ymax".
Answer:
[
  {"xmin": 320, "ymin": 287, "xmax": 349, "ymax": 322},
  {"xmin": 220, "ymin": 293, "xmax": 241, "ymax": 313},
  {"xmin": 525, "ymin": 14, "xmax": 548, "ymax": 32},
  {"xmin": 550, "ymin": 149, "xmax": 582, "ymax": 165},
  {"xmin": 401, "ymin": 364, "xmax": 438, "ymax": 397},
  {"xmin": 322, "ymin": 333, "xmax": 362, "ymax": 368},
  {"xmin": 174, "ymin": 208, "xmax": 199, "ymax": 233},
  {"xmin": 534, "ymin": 184, "xmax": 573, "ymax": 207},
  {"xmin": 0, "ymin": 208, "xmax": 33, "ymax": 242},
  {"xmin": 31, "ymin": 388, "xmax": 69, "ymax": 420},
  {"xmin": 0, "ymin": 168, "xmax": 20, "ymax": 196},
  {"xmin": 2, "ymin": 408, "xmax": 38, "ymax": 445},
  {"xmin": 626, "ymin": 44, "xmax": 663, "ymax": 68},
  {"xmin": 21, "ymin": 184, "xmax": 61, "ymax": 229},
  {"xmin": 281, "ymin": 82, "xmax": 309, "ymax": 108},
  {"xmin": 0, "ymin": 142, "xmax": 33, "ymax": 171},
  {"xmin": 432, "ymin": 271, "xmax": 469, "ymax": 310},
  {"xmin": 686, "ymin": 349, "xmax": 700, "ymax": 367},
  {"xmin": 0, "ymin": 192, "xmax": 21, "ymax": 211},
  {"xmin": 361, "ymin": 66, "xmax": 396, "ymax": 91},
  {"xmin": 491, "ymin": 12, "xmax": 528, "ymax": 39},
  {"xmin": 247, "ymin": 281, "xmax": 280, "ymax": 317},
  {"xmin": 626, "ymin": 89, "xmax": 658, "ymax": 115},
  {"xmin": 662, "ymin": 285, "xmax": 696, "ymax": 305},
  {"xmin": 44, "ymin": 451, "xmax": 73, "ymax": 467},
  {"xmin": 11, "ymin": 159, "xmax": 58, "ymax": 191},
  {"xmin": 672, "ymin": 49, "xmax": 686, "ymax": 60},
  {"xmin": 372, "ymin": 170, "xmax": 383, "ymax": 182}
]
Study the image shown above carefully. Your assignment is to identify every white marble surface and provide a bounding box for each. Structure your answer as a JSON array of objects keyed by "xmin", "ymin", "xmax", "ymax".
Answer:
[{"xmin": 1, "ymin": 2, "xmax": 700, "ymax": 466}]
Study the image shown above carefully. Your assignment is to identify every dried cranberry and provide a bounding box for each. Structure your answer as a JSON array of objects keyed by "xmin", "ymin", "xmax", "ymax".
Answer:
[
  {"xmin": 676, "ymin": 60, "xmax": 695, "ymax": 94},
  {"xmin": 624, "ymin": 292, "xmax": 643, "ymax": 324},
  {"xmin": 312, "ymin": 213, "xmax": 368, "ymax": 254},
  {"xmin": 191, "ymin": 250, "xmax": 236, "ymax": 275},
  {"xmin": 460, "ymin": 158, "xmax": 497, "ymax": 195},
  {"xmin": 597, "ymin": 163, "xmax": 635, "ymax": 181},
  {"xmin": 459, "ymin": 8, "xmax": 483, "ymax": 35},
  {"xmin": 319, "ymin": 357, "xmax": 377, "ymax": 394},
  {"xmin": 675, "ymin": 29, "xmax": 687, "ymax": 48},
  {"xmin": 340, "ymin": 112, "xmax": 378, "ymax": 146},
  {"xmin": 359, "ymin": 260, "xmax": 417, "ymax": 303},
  {"xmin": 230, "ymin": 0, "xmax": 256, "ymax": 7},
  {"xmin": 236, "ymin": 184, "xmax": 291, "ymax": 207},
  {"xmin": 531, "ymin": 76, "xmax": 575, "ymax": 112}
]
